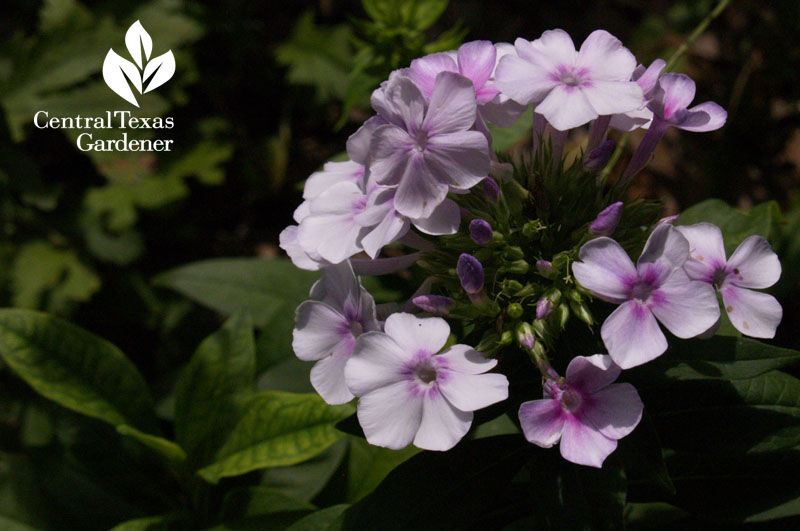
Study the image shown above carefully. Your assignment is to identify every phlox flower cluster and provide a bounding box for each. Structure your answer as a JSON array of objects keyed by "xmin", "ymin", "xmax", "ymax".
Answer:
[{"xmin": 283, "ymin": 28, "xmax": 783, "ymax": 467}]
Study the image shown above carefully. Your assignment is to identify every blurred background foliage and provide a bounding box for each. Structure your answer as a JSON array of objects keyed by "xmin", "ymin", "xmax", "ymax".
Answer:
[{"xmin": 0, "ymin": 0, "xmax": 799, "ymax": 528}]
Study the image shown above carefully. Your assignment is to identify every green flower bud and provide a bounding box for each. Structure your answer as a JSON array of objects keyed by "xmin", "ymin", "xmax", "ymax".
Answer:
[
  {"xmin": 569, "ymin": 300, "xmax": 594, "ymax": 326},
  {"xmin": 499, "ymin": 330, "xmax": 514, "ymax": 346},
  {"xmin": 502, "ymin": 259, "xmax": 530, "ymax": 275},
  {"xmin": 515, "ymin": 322, "xmax": 535, "ymax": 350},
  {"xmin": 503, "ymin": 246, "xmax": 525, "ymax": 260},
  {"xmin": 507, "ymin": 302, "xmax": 524, "ymax": 319},
  {"xmin": 556, "ymin": 303, "xmax": 570, "ymax": 329}
]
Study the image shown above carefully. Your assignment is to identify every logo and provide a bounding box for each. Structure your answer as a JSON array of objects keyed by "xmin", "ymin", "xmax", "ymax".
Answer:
[{"xmin": 102, "ymin": 20, "xmax": 175, "ymax": 108}]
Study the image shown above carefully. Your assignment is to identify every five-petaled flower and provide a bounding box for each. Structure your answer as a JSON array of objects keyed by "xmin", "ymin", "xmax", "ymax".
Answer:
[
  {"xmin": 572, "ymin": 224, "xmax": 720, "ymax": 369},
  {"xmin": 677, "ymin": 222, "xmax": 782, "ymax": 338},
  {"xmin": 345, "ymin": 313, "xmax": 509, "ymax": 451},
  {"xmin": 519, "ymin": 355, "xmax": 643, "ymax": 468}
]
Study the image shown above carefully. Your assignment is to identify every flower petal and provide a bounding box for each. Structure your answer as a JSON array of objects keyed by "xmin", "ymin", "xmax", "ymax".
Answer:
[
  {"xmin": 424, "ymin": 131, "xmax": 490, "ymax": 190},
  {"xmin": 438, "ymin": 344, "xmax": 497, "ymax": 374},
  {"xmin": 637, "ymin": 224, "xmax": 689, "ymax": 280},
  {"xmin": 519, "ymin": 399, "xmax": 566, "ymax": 448},
  {"xmin": 279, "ymin": 225, "xmax": 325, "ymax": 271},
  {"xmin": 651, "ymin": 269, "xmax": 720, "ymax": 338},
  {"xmin": 721, "ymin": 286, "xmax": 783, "ymax": 339},
  {"xmin": 601, "ymin": 300, "xmax": 668, "ymax": 369},
  {"xmin": 414, "ymin": 391, "xmax": 472, "ymax": 451},
  {"xmin": 423, "ymin": 71, "xmax": 479, "ymax": 135},
  {"xmin": 314, "ymin": 260, "xmax": 360, "ymax": 309},
  {"xmin": 310, "ymin": 350, "xmax": 355, "ymax": 405},
  {"xmin": 529, "ymin": 29, "xmax": 577, "ymax": 69},
  {"xmin": 480, "ymin": 94, "xmax": 528, "ymax": 126},
  {"xmin": 573, "ymin": 237, "xmax": 637, "ymax": 303},
  {"xmin": 293, "ymin": 301, "xmax": 349, "ymax": 361},
  {"xmin": 383, "ymin": 313, "xmax": 451, "ymax": 354},
  {"xmin": 408, "ymin": 52, "xmax": 459, "ymax": 99},
  {"xmin": 393, "ymin": 155, "xmax": 449, "ymax": 219},
  {"xmin": 726, "ymin": 235, "xmax": 782, "ymax": 289},
  {"xmin": 675, "ymin": 223, "xmax": 727, "ymax": 282},
  {"xmin": 304, "ymin": 161, "xmax": 364, "ymax": 200},
  {"xmin": 438, "ymin": 371, "xmax": 509, "ymax": 412},
  {"xmin": 494, "ymin": 51, "xmax": 558, "ymax": 105},
  {"xmin": 347, "ymin": 116, "xmax": 386, "ymax": 165},
  {"xmin": 368, "ymin": 125, "xmax": 416, "ymax": 186},
  {"xmin": 657, "ymin": 73, "xmax": 696, "ymax": 121},
  {"xmin": 677, "ymin": 101, "xmax": 727, "ymax": 132},
  {"xmin": 565, "ymin": 354, "xmax": 621, "ymax": 393},
  {"xmin": 457, "ymin": 40, "xmax": 496, "ymax": 91},
  {"xmin": 582, "ymin": 79, "xmax": 643, "ymax": 116},
  {"xmin": 357, "ymin": 380, "xmax": 424, "ymax": 450},
  {"xmin": 361, "ymin": 209, "xmax": 409, "ymax": 259},
  {"xmin": 378, "ymin": 74, "xmax": 427, "ymax": 131},
  {"xmin": 582, "ymin": 383, "xmax": 643, "ymax": 440},
  {"xmin": 576, "ymin": 30, "xmax": 637, "ymax": 81},
  {"xmin": 411, "ymin": 198, "xmax": 461, "ymax": 235},
  {"xmin": 560, "ymin": 415, "xmax": 617, "ymax": 468},
  {"xmin": 537, "ymin": 85, "xmax": 597, "ymax": 131},
  {"xmin": 346, "ymin": 332, "xmax": 410, "ymax": 396}
]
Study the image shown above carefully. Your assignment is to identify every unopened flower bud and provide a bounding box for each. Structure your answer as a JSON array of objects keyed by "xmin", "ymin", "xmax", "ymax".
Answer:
[
  {"xmin": 589, "ymin": 201, "xmax": 624, "ymax": 237},
  {"xmin": 502, "ymin": 279, "xmax": 524, "ymax": 294},
  {"xmin": 570, "ymin": 300, "xmax": 594, "ymax": 326},
  {"xmin": 457, "ymin": 253, "xmax": 484, "ymax": 295},
  {"xmin": 499, "ymin": 330, "xmax": 513, "ymax": 346},
  {"xmin": 507, "ymin": 303, "xmax": 524, "ymax": 319},
  {"xmin": 583, "ymin": 139, "xmax": 615, "ymax": 173},
  {"xmin": 536, "ymin": 260, "xmax": 555, "ymax": 278},
  {"xmin": 531, "ymin": 319, "xmax": 546, "ymax": 337},
  {"xmin": 503, "ymin": 259, "xmax": 529, "ymax": 275},
  {"xmin": 503, "ymin": 246, "xmax": 525, "ymax": 260},
  {"xmin": 412, "ymin": 295, "xmax": 455, "ymax": 315},
  {"xmin": 481, "ymin": 177, "xmax": 501, "ymax": 202},
  {"xmin": 516, "ymin": 322, "xmax": 535, "ymax": 350},
  {"xmin": 536, "ymin": 298, "xmax": 554, "ymax": 320},
  {"xmin": 469, "ymin": 219, "xmax": 493, "ymax": 245},
  {"xmin": 556, "ymin": 303, "xmax": 570, "ymax": 329},
  {"xmin": 522, "ymin": 220, "xmax": 544, "ymax": 239}
]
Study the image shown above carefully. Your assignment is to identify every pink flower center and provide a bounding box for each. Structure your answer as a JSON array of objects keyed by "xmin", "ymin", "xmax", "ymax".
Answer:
[
  {"xmin": 413, "ymin": 358, "xmax": 438, "ymax": 384},
  {"xmin": 711, "ymin": 267, "xmax": 731, "ymax": 289},
  {"xmin": 555, "ymin": 66, "xmax": 590, "ymax": 88},
  {"xmin": 559, "ymin": 387, "xmax": 583, "ymax": 413},
  {"xmin": 629, "ymin": 280, "xmax": 655, "ymax": 302}
]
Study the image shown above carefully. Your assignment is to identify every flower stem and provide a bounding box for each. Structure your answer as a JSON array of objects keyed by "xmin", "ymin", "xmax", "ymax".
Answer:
[{"xmin": 664, "ymin": 0, "xmax": 733, "ymax": 72}]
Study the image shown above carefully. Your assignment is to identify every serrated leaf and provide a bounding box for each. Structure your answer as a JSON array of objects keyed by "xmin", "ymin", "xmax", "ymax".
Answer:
[
  {"xmin": 153, "ymin": 257, "xmax": 318, "ymax": 328},
  {"xmin": 11, "ymin": 241, "xmax": 100, "ymax": 315},
  {"xmin": 174, "ymin": 312, "xmax": 256, "ymax": 467},
  {"xmin": 197, "ymin": 392, "xmax": 353, "ymax": 484},
  {"xmin": 275, "ymin": 11, "xmax": 355, "ymax": 103},
  {"xmin": 0, "ymin": 309, "xmax": 157, "ymax": 432}
]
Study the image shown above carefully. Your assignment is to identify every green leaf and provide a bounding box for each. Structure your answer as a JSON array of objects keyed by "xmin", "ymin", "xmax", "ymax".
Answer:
[
  {"xmin": 11, "ymin": 241, "xmax": 100, "ymax": 315},
  {"xmin": 633, "ymin": 336, "xmax": 800, "ymax": 382},
  {"xmin": 488, "ymin": 106, "xmax": 533, "ymax": 153},
  {"xmin": 646, "ymin": 370, "xmax": 800, "ymax": 456},
  {"xmin": 346, "ymin": 437, "xmax": 419, "ymax": 502},
  {"xmin": 153, "ymin": 258, "xmax": 318, "ymax": 328},
  {"xmin": 221, "ymin": 486, "xmax": 315, "ymax": 516},
  {"xmin": 677, "ymin": 199, "xmax": 784, "ymax": 254},
  {"xmin": 197, "ymin": 392, "xmax": 353, "ymax": 484},
  {"xmin": 275, "ymin": 11, "xmax": 355, "ymax": 103},
  {"xmin": 116, "ymin": 425, "xmax": 187, "ymax": 467},
  {"xmin": 285, "ymin": 505, "xmax": 349, "ymax": 531},
  {"xmin": 405, "ymin": 0, "xmax": 449, "ymax": 30},
  {"xmin": 0, "ymin": 309, "xmax": 157, "ymax": 432},
  {"xmin": 109, "ymin": 513, "xmax": 188, "ymax": 531},
  {"xmin": 262, "ymin": 439, "xmax": 348, "ymax": 502},
  {"xmin": 174, "ymin": 312, "xmax": 256, "ymax": 467},
  {"xmin": 342, "ymin": 436, "xmax": 530, "ymax": 529}
]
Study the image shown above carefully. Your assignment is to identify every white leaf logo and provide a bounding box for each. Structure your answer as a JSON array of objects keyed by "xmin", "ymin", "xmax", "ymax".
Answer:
[{"xmin": 102, "ymin": 20, "xmax": 175, "ymax": 107}]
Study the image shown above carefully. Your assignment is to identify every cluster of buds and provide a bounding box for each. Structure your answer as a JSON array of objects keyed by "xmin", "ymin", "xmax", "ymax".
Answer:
[{"xmin": 283, "ymin": 29, "xmax": 782, "ymax": 467}]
